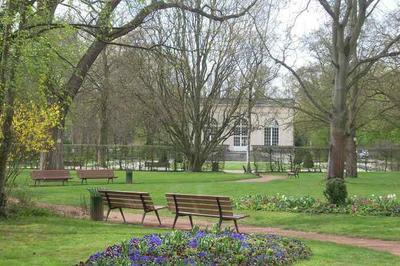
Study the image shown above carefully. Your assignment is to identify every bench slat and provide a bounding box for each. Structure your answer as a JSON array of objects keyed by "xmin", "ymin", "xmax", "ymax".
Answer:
[
  {"xmin": 166, "ymin": 193, "xmax": 230, "ymax": 201},
  {"xmin": 167, "ymin": 204, "xmax": 233, "ymax": 216},
  {"xmin": 166, "ymin": 198, "xmax": 232, "ymax": 207},
  {"xmin": 102, "ymin": 198, "xmax": 154, "ymax": 206},
  {"xmin": 167, "ymin": 201, "xmax": 233, "ymax": 211},
  {"xmin": 30, "ymin": 170, "xmax": 70, "ymax": 179},
  {"xmin": 177, "ymin": 212, "xmax": 247, "ymax": 220},
  {"xmin": 77, "ymin": 170, "xmax": 116, "ymax": 179}
]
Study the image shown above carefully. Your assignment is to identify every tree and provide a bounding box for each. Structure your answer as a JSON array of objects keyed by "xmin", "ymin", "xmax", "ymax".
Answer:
[
  {"xmin": 132, "ymin": 5, "xmax": 251, "ymax": 171},
  {"xmin": 258, "ymin": 0, "xmax": 400, "ymax": 203},
  {"xmin": 37, "ymin": 0, "xmax": 258, "ymax": 169}
]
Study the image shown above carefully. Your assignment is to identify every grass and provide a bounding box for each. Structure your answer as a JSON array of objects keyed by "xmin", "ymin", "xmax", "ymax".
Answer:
[
  {"xmin": 1, "ymin": 213, "xmax": 399, "ymax": 266},
  {"xmin": 11, "ymin": 170, "xmax": 400, "ymax": 241}
]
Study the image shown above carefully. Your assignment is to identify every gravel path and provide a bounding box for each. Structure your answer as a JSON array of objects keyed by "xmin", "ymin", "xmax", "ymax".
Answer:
[
  {"xmin": 235, "ymin": 175, "xmax": 288, "ymax": 183},
  {"xmin": 38, "ymin": 201, "xmax": 400, "ymax": 257}
]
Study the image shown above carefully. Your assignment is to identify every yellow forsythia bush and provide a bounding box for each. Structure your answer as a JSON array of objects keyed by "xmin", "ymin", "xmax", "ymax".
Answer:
[{"xmin": 11, "ymin": 102, "xmax": 61, "ymax": 152}]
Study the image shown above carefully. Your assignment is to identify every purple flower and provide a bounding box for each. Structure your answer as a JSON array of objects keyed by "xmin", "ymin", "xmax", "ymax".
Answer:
[
  {"xmin": 195, "ymin": 231, "xmax": 206, "ymax": 238},
  {"xmin": 230, "ymin": 233, "xmax": 246, "ymax": 241},
  {"xmin": 146, "ymin": 234, "xmax": 162, "ymax": 246},
  {"xmin": 154, "ymin": 256, "xmax": 167, "ymax": 264},
  {"xmin": 198, "ymin": 251, "xmax": 207, "ymax": 258},
  {"xmin": 188, "ymin": 238, "xmax": 198, "ymax": 248}
]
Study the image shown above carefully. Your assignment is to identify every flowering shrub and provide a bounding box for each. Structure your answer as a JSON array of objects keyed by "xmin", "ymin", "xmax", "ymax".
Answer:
[
  {"xmin": 84, "ymin": 228, "xmax": 311, "ymax": 265},
  {"xmin": 234, "ymin": 193, "xmax": 400, "ymax": 217}
]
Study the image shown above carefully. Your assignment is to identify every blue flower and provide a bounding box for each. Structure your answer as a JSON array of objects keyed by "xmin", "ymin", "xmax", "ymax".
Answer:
[
  {"xmin": 195, "ymin": 231, "xmax": 206, "ymax": 238},
  {"xmin": 146, "ymin": 234, "xmax": 162, "ymax": 246},
  {"xmin": 198, "ymin": 251, "xmax": 207, "ymax": 258},
  {"xmin": 188, "ymin": 238, "xmax": 198, "ymax": 248}
]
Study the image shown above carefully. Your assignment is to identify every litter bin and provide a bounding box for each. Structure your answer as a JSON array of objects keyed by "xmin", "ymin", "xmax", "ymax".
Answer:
[{"xmin": 126, "ymin": 169, "xmax": 133, "ymax": 184}]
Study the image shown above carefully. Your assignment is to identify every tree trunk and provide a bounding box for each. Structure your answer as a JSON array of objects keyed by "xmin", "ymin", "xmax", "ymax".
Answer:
[
  {"xmin": 345, "ymin": 130, "xmax": 358, "ymax": 177},
  {"xmin": 40, "ymin": 126, "xmax": 65, "ymax": 170},
  {"xmin": 187, "ymin": 153, "xmax": 205, "ymax": 172},
  {"xmin": 0, "ymin": 2, "xmax": 18, "ymax": 216},
  {"xmin": 0, "ymin": 87, "xmax": 15, "ymax": 217},
  {"xmin": 97, "ymin": 49, "xmax": 110, "ymax": 168},
  {"xmin": 246, "ymin": 87, "xmax": 252, "ymax": 173}
]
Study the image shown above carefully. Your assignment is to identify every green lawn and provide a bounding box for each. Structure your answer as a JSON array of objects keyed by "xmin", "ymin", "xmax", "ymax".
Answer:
[
  {"xmin": 1, "ymin": 214, "xmax": 399, "ymax": 266},
  {"xmin": 12, "ymin": 170, "xmax": 400, "ymax": 240}
]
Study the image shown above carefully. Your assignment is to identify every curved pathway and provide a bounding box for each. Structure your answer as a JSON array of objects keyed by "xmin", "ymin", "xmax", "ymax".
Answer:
[
  {"xmin": 235, "ymin": 174, "xmax": 287, "ymax": 183},
  {"xmin": 39, "ymin": 202, "xmax": 400, "ymax": 256},
  {"xmin": 107, "ymin": 212, "xmax": 400, "ymax": 257}
]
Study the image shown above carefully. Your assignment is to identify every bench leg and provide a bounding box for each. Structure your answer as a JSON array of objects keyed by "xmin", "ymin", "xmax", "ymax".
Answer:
[
  {"xmin": 119, "ymin": 208, "xmax": 126, "ymax": 223},
  {"xmin": 233, "ymin": 220, "xmax": 239, "ymax": 233},
  {"xmin": 188, "ymin": 215, "xmax": 193, "ymax": 229},
  {"xmin": 105, "ymin": 208, "xmax": 111, "ymax": 221},
  {"xmin": 107, "ymin": 178, "xmax": 110, "ymax": 184},
  {"xmin": 141, "ymin": 212, "xmax": 147, "ymax": 224},
  {"xmin": 172, "ymin": 215, "xmax": 179, "ymax": 229},
  {"xmin": 154, "ymin": 210, "xmax": 162, "ymax": 225}
]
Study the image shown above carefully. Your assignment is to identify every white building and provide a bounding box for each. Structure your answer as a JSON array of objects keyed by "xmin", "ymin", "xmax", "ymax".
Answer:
[{"xmin": 222, "ymin": 100, "xmax": 294, "ymax": 151}]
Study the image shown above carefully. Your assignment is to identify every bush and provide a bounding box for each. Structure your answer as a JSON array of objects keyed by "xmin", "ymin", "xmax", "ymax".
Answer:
[
  {"xmin": 302, "ymin": 152, "xmax": 314, "ymax": 171},
  {"xmin": 84, "ymin": 228, "xmax": 312, "ymax": 265},
  {"xmin": 324, "ymin": 178, "xmax": 348, "ymax": 205},
  {"xmin": 234, "ymin": 193, "xmax": 400, "ymax": 217}
]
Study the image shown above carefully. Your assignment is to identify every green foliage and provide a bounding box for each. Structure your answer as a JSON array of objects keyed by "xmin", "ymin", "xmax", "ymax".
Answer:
[
  {"xmin": 85, "ymin": 228, "xmax": 312, "ymax": 265},
  {"xmin": 235, "ymin": 193, "xmax": 400, "ymax": 217},
  {"xmin": 303, "ymin": 152, "xmax": 314, "ymax": 170},
  {"xmin": 324, "ymin": 178, "xmax": 348, "ymax": 205}
]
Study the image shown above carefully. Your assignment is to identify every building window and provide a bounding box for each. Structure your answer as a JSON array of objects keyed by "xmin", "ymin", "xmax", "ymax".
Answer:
[
  {"xmin": 264, "ymin": 120, "xmax": 279, "ymax": 146},
  {"xmin": 234, "ymin": 118, "xmax": 248, "ymax": 146}
]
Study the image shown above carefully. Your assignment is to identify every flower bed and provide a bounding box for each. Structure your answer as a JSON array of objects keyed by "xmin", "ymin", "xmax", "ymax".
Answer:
[
  {"xmin": 234, "ymin": 193, "xmax": 400, "ymax": 216},
  {"xmin": 84, "ymin": 229, "xmax": 311, "ymax": 265}
]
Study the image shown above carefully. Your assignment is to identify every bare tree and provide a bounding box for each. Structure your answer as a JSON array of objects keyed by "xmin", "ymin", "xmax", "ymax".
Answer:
[
  {"xmin": 130, "ymin": 5, "xmax": 252, "ymax": 171},
  {"xmin": 257, "ymin": 0, "xmax": 400, "ymax": 203}
]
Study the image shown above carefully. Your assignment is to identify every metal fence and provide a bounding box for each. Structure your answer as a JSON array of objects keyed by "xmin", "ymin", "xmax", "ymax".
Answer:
[
  {"xmin": 19, "ymin": 144, "xmax": 227, "ymax": 171},
  {"xmin": 252, "ymin": 146, "xmax": 400, "ymax": 173}
]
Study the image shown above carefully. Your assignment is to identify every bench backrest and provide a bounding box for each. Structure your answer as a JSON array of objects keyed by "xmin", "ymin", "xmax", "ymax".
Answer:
[
  {"xmin": 77, "ymin": 169, "xmax": 114, "ymax": 178},
  {"xmin": 30, "ymin": 170, "xmax": 70, "ymax": 180},
  {"xmin": 166, "ymin": 193, "xmax": 234, "ymax": 217},
  {"xmin": 99, "ymin": 190, "xmax": 156, "ymax": 211}
]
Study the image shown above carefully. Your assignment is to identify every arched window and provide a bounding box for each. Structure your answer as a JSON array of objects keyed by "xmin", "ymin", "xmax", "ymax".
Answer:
[
  {"xmin": 264, "ymin": 119, "xmax": 279, "ymax": 146},
  {"xmin": 234, "ymin": 118, "xmax": 248, "ymax": 147},
  {"xmin": 204, "ymin": 119, "xmax": 218, "ymax": 142}
]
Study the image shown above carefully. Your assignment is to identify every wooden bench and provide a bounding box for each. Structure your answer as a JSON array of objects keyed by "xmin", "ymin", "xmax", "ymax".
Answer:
[
  {"xmin": 77, "ymin": 169, "xmax": 117, "ymax": 184},
  {"xmin": 99, "ymin": 190, "xmax": 166, "ymax": 225},
  {"xmin": 166, "ymin": 193, "xmax": 248, "ymax": 233},
  {"xmin": 288, "ymin": 166, "xmax": 300, "ymax": 178},
  {"xmin": 30, "ymin": 170, "xmax": 71, "ymax": 186}
]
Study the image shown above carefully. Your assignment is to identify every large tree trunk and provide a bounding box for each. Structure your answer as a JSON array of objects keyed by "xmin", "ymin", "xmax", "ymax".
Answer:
[
  {"xmin": 328, "ymin": 121, "xmax": 346, "ymax": 179},
  {"xmin": 97, "ymin": 49, "xmax": 110, "ymax": 168},
  {"xmin": 345, "ymin": 130, "xmax": 358, "ymax": 177},
  {"xmin": 40, "ymin": 126, "xmax": 65, "ymax": 170},
  {"xmin": 0, "ymin": 1, "xmax": 18, "ymax": 216},
  {"xmin": 0, "ymin": 86, "xmax": 15, "ymax": 217},
  {"xmin": 187, "ymin": 154, "xmax": 205, "ymax": 172}
]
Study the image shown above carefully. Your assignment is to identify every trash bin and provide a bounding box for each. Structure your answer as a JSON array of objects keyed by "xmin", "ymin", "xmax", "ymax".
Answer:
[
  {"xmin": 126, "ymin": 169, "xmax": 133, "ymax": 184},
  {"xmin": 88, "ymin": 189, "xmax": 103, "ymax": 221}
]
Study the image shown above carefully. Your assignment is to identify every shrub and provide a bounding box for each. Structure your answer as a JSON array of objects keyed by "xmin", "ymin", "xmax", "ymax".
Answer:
[
  {"xmin": 234, "ymin": 193, "xmax": 400, "ymax": 217},
  {"xmin": 324, "ymin": 178, "xmax": 347, "ymax": 205},
  {"xmin": 84, "ymin": 228, "xmax": 312, "ymax": 265},
  {"xmin": 302, "ymin": 152, "xmax": 314, "ymax": 171}
]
